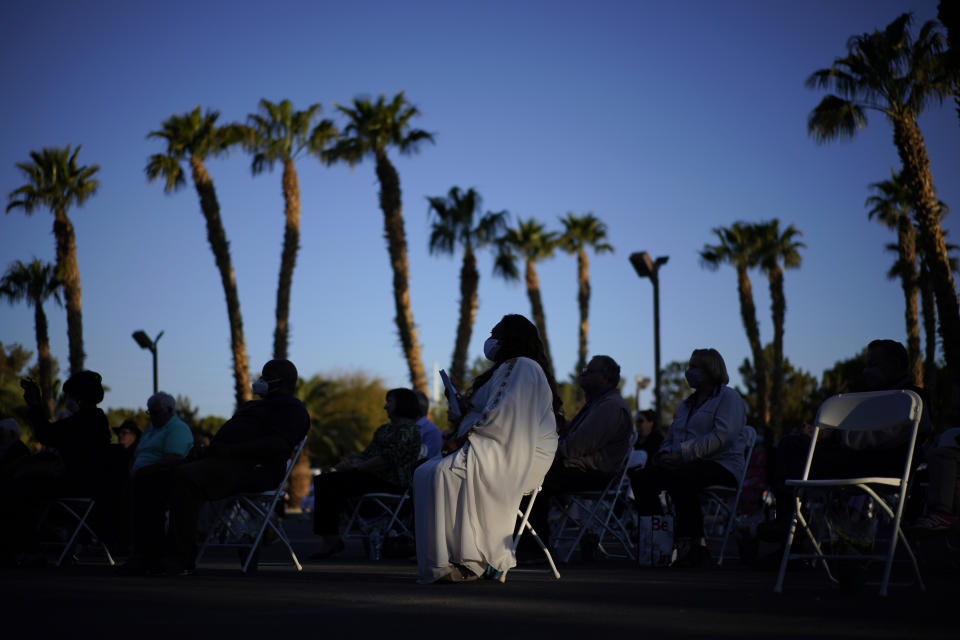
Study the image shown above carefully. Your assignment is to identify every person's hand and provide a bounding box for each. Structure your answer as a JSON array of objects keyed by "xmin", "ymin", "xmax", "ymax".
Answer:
[
  {"xmin": 655, "ymin": 451, "xmax": 682, "ymax": 470},
  {"xmin": 20, "ymin": 378, "xmax": 41, "ymax": 407}
]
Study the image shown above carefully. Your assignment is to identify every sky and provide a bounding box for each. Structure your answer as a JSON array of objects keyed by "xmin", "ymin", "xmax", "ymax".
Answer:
[{"xmin": 1, "ymin": 0, "xmax": 958, "ymax": 421}]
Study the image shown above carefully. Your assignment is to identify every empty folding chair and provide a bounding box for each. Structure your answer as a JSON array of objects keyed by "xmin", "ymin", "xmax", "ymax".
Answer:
[
  {"xmin": 551, "ymin": 432, "xmax": 638, "ymax": 562},
  {"xmin": 774, "ymin": 390, "xmax": 925, "ymax": 596},
  {"xmin": 701, "ymin": 425, "xmax": 757, "ymax": 565},
  {"xmin": 195, "ymin": 437, "xmax": 307, "ymax": 573}
]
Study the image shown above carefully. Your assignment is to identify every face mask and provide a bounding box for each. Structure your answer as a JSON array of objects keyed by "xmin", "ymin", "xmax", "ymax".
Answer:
[
  {"xmin": 684, "ymin": 367, "xmax": 703, "ymax": 389},
  {"xmin": 252, "ymin": 377, "xmax": 271, "ymax": 396},
  {"xmin": 65, "ymin": 397, "xmax": 80, "ymax": 414},
  {"xmin": 483, "ymin": 337, "xmax": 501, "ymax": 361}
]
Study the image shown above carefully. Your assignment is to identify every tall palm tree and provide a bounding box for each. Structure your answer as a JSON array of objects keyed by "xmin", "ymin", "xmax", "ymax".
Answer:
[
  {"xmin": 917, "ymin": 234, "xmax": 958, "ymax": 392},
  {"xmin": 426, "ymin": 186, "xmax": 509, "ymax": 388},
  {"xmin": 700, "ymin": 222, "xmax": 768, "ymax": 425},
  {"xmin": 752, "ymin": 220, "xmax": 804, "ymax": 432},
  {"xmin": 496, "ymin": 218, "xmax": 559, "ymax": 380},
  {"xmin": 866, "ymin": 170, "xmax": 922, "ymax": 385},
  {"xmin": 242, "ymin": 98, "xmax": 338, "ymax": 360},
  {"xmin": 6, "ymin": 145, "xmax": 98, "ymax": 376},
  {"xmin": 145, "ymin": 106, "xmax": 251, "ymax": 408},
  {"xmin": 0, "ymin": 259, "xmax": 62, "ymax": 419},
  {"xmin": 323, "ymin": 92, "xmax": 434, "ymax": 394},
  {"xmin": 808, "ymin": 12, "xmax": 960, "ymax": 389},
  {"xmin": 558, "ymin": 212, "xmax": 614, "ymax": 376}
]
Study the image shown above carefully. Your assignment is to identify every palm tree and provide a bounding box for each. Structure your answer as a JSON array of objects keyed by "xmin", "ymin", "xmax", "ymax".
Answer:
[
  {"xmin": 866, "ymin": 170, "xmax": 922, "ymax": 385},
  {"xmin": 242, "ymin": 99, "xmax": 338, "ymax": 360},
  {"xmin": 700, "ymin": 222, "xmax": 768, "ymax": 425},
  {"xmin": 558, "ymin": 212, "xmax": 614, "ymax": 376},
  {"xmin": 145, "ymin": 106, "xmax": 251, "ymax": 408},
  {"xmin": 752, "ymin": 220, "xmax": 804, "ymax": 432},
  {"xmin": 917, "ymin": 234, "xmax": 958, "ymax": 393},
  {"xmin": 323, "ymin": 92, "xmax": 434, "ymax": 394},
  {"xmin": 808, "ymin": 12, "xmax": 960, "ymax": 390},
  {"xmin": 496, "ymin": 218, "xmax": 559, "ymax": 380},
  {"xmin": 0, "ymin": 259, "xmax": 62, "ymax": 419},
  {"xmin": 6, "ymin": 145, "xmax": 98, "ymax": 376},
  {"xmin": 426, "ymin": 187, "xmax": 509, "ymax": 388}
]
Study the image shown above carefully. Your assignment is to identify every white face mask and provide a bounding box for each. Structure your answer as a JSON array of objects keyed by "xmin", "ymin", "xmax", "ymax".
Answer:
[
  {"xmin": 65, "ymin": 397, "xmax": 80, "ymax": 415},
  {"xmin": 252, "ymin": 377, "xmax": 271, "ymax": 396},
  {"xmin": 483, "ymin": 337, "xmax": 501, "ymax": 361}
]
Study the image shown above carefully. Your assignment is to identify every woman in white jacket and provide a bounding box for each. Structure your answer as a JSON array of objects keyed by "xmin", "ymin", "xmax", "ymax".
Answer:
[{"xmin": 414, "ymin": 314, "xmax": 562, "ymax": 583}]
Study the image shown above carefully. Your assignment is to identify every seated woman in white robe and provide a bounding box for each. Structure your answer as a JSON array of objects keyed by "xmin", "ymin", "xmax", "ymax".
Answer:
[{"xmin": 414, "ymin": 314, "xmax": 563, "ymax": 583}]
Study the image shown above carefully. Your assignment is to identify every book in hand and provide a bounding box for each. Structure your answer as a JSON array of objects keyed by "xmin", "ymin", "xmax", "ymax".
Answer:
[{"xmin": 439, "ymin": 369, "xmax": 461, "ymax": 417}]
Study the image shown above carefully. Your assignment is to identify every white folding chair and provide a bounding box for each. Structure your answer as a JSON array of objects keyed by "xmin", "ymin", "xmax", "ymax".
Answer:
[
  {"xmin": 46, "ymin": 497, "xmax": 115, "ymax": 568},
  {"xmin": 551, "ymin": 432, "xmax": 638, "ymax": 563},
  {"xmin": 701, "ymin": 425, "xmax": 757, "ymax": 566},
  {"xmin": 773, "ymin": 390, "xmax": 925, "ymax": 596},
  {"xmin": 195, "ymin": 437, "xmax": 307, "ymax": 573},
  {"xmin": 341, "ymin": 489, "xmax": 413, "ymax": 559},
  {"xmin": 495, "ymin": 486, "xmax": 560, "ymax": 581}
]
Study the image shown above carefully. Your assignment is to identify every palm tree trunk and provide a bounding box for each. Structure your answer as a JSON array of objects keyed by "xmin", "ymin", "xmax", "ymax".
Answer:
[
  {"xmin": 189, "ymin": 156, "xmax": 252, "ymax": 409},
  {"xmin": 450, "ymin": 246, "xmax": 478, "ymax": 389},
  {"xmin": 768, "ymin": 265, "xmax": 785, "ymax": 433},
  {"xmin": 33, "ymin": 299, "xmax": 54, "ymax": 420},
  {"xmin": 576, "ymin": 248, "xmax": 590, "ymax": 376},
  {"xmin": 896, "ymin": 215, "xmax": 922, "ymax": 386},
  {"xmin": 920, "ymin": 262, "xmax": 937, "ymax": 391},
  {"xmin": 737, "ymin": 265, "xmax": 768, "ymax": 425},
  {"xmin": 53, "ymin": 208, "xmax": 83, "ymax": 376},
  {"xmin": 273, "ymin": 158, "xmax": 301, "ymax": 360},
  {"xmin": 525, "ymin": 260, "xmax": 555, "ymax": 380},
  {"xmin": 893, "ymin": 116, "xmax": 960, "ymax": 393},
  {"xmin": 374, "ymin": 151, "xmax": 427, "ymax": 394}
]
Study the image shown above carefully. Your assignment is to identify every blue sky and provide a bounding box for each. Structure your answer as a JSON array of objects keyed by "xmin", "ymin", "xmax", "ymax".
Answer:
[{"xmin": 2, "ymin": 0, "xmax": 958, "ymax": 420}]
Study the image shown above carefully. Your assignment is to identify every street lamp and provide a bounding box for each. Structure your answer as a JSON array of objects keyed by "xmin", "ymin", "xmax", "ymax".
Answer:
[
  {"xmin": 630, "ymin": 251, "xmax": 668, "ymax": 428},
  {"xmin": 635, "ymin": 375, "xmax": 650, "ymax": 413},
  {"xmin": 132, "ymin": 329, "xmax": 164, "ymax": 394}
]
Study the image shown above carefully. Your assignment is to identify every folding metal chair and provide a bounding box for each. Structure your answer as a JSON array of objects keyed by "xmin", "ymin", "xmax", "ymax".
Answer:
[
  {"xmin": 341, "ymin": 488, "xmax": 412, "ymax": 559},
  {"xmin": 701, "ymin": 425, "xmax": 757, "ymax": 565},
  {"xmin": 773, "ymin": 390, "xmax": 925, "ymax": 596},
  {"xmin": 46, "ymin": 497, "xmax": 115, "ymax": 568},
  {"xmin": 551, "ymin": 432, "xmax": 638, "ymax": 562},
  {"xmin": 495, "ymin": 486, "xmax": 560, "ymax": 581},
  {"xmin": 195, "ymin": 437, "xmax": 307, "ymax": 573}
]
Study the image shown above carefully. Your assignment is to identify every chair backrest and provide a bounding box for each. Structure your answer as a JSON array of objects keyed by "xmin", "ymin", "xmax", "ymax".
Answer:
[
  {"xmin": 801, "ymin": 390, "xmax": 922, "ymax": 482},
  {"xmin": 275, "ymin": 437, "xmax": 308, "ymax": 491}
]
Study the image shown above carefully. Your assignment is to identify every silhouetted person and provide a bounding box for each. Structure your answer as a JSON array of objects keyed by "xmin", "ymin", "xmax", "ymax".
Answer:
[
  {"xmin": 629, "ymin": 348, "xmax": 747, "ymax": 567},
  {"xmin": 635, "ymin": 409, "xmax": 663, "ymax": 460},
  {"xmin": 414, "ymin": 389, "xmax": 443, "ymax": 460},
  {"xmin": 310, "ymin": 388, "xmax": 422, "ymax": 559},
  {"xmin": 164, "ymin": 359, "xmax": 310, "ymax": 575}
]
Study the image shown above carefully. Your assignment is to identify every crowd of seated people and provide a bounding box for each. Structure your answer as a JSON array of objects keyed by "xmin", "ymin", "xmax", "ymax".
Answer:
[{"xmin": 1, "ymin": 330, "xmax": 956, "ymax": 579}]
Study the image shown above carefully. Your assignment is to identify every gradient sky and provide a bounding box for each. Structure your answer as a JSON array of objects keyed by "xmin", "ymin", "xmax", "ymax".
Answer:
[{"xmin": 2, "ymin": 0, "xmax": 958, "ymax": 420}]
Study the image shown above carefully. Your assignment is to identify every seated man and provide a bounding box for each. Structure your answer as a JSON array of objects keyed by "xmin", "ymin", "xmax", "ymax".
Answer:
[
  {"xmin": 164, "ymin": 359, "xmax": 310, "ymax": 574},
  {"xmin": 526, "ymin": 355, "xmax": 633, "ymax": 549},
  {"xmin": 414, "ymin": 389, "xmax": 442, "ymax": 460},
  {"xmin": 119, "ymin": 392, "xmax": 195, "ymax": 573},
  {"xmin": 310, "ymin": 388, "xmax": 422, "ymax": 559}
]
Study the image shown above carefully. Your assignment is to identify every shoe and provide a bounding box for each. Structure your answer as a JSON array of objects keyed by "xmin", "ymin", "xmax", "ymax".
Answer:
[
  {"xmin": 437, "ymin": 564, "xmax": 479, "ymax": 583},
  {"xmin": 910, "ymin": 510, "xmax": 960, "ymax": 535},
  {"xmin": 308, "ymin": 537, "xmax": 345, "ymax": 560},
  {"xmin": 673, "ymin": 544, "xmax": 712, "ymax": 568}
]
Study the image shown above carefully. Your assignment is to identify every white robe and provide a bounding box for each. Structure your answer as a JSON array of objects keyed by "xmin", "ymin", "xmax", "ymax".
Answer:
[{"xmin": 414, "ymin": 357, "xmax": 558, "ymax": 582}]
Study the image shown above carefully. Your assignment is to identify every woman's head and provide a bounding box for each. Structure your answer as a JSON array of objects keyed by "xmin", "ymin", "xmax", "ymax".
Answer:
[
  {"xmin": 385, "ymin": 388, "xmax": 421, "ymax": 421},
  {"xmin": 488, "ymin": 314, "xmax": 545, "ymax": 363},
  {"xmin": 687, "ymin": 348, "xmax": 729, "ymax": 388}
]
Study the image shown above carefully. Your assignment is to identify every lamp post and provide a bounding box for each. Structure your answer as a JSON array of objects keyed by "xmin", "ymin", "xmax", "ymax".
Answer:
[
  {"xmin": 629, "ymin": 252, "xmax": 668, "ymax": 428},
  {"xmin": 635, "ymin": 375, "xmax": 650, "ymax": 413},
  {"xmin": 132, "ymin": 330, "xmax": 164, "ymax": 394}
]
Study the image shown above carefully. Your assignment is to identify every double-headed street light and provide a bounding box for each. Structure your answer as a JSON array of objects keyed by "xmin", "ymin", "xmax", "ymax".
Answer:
[
  {"xmin": 132, "ymin": 330, "xmax": 164, "ymax": 395},
  {"xmin": 629, "ymin": 252, "xmax": 668, "ymax": 429}
]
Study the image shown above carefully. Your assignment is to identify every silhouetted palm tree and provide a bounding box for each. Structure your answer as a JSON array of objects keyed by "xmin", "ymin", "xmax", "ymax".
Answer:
[
  {"xmin": 753, "ymin": 220, "xmax": 804, "ymax": 432},
  {"xmin": 867, "ymin": 170, "xmax": 922, "ymax": 385},
  {"xmin": 146, "ymin": 106, "xmax": 251, "ymax": 408},
  {"xmin": 426, "ymin": 186, "xmax": 509, "ymax": 388},
  {"xmin": 700, "ymin": 222, "xmax": 767, "ymax": 425},
  {"xmin": 0, "ymin": 259, "xmax": 62, "ymax": 419},
  {"xmin": 558, "ymin": 212, "xmax": 614, "ymax": 376},
  {"xmin": 242, "ymin": 99, "xmax": 338, "ymax": 360},
  {"xmin": 7, "ymin": 145, "xmax": 98, "ymax": 376},
  {"xmin": 324, "ymin": 92, "xmax": 434, "ymax": 393},
  {"xmin": 496, "ymin": 218, "xmax": 559, "ymax": 380},
  {"xmin": 808, "ymin": 12, "xmax": 960, "ymax": 388}
]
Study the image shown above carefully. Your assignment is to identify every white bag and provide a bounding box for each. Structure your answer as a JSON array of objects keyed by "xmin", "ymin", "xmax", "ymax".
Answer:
[{"xmin": 637, "ymin": 514, "xmax": 674, "ymax": 567}]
